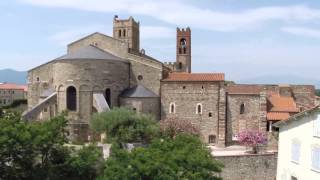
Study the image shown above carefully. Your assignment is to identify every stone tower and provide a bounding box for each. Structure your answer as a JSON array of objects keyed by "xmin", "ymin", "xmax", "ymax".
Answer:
[
  {"xmin": 176, "ymin": 27, "xmax": 191, "ymax": 73},
  {"xmin": 113, "ymin": 15, "xmax": 140, "ymax": 52}
]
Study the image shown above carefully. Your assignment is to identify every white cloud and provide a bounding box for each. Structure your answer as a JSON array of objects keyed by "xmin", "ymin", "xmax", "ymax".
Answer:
[
  {"xmin": 21, "ymin": 0, "xmax": 320, "ymax": 31},
  {"xmin": 281, "ymin": 26, "xmax": 320, "ymax": 39}
]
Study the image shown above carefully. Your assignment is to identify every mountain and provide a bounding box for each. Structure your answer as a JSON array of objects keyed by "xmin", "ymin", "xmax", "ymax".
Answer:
[
  {"xmin": 238, "ymin": 75, "xmax": 320, "ymax": 88},
  {"xmin": 0, "ymin": 69, "xmax": 27, "ymax": 85}
]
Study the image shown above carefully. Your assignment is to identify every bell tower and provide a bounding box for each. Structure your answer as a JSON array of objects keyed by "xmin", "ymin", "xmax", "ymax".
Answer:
[
  {"xmin": 176, "ymin": 27, "xmax": 191, "ymax": 73},
  {"xmin": 113, "ymin": 15, "xmax": 140, "ymax": 52}
]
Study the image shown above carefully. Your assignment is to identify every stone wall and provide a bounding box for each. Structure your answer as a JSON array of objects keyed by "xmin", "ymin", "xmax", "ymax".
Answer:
[
  {"xmin": 67, "ymin": 32, "xmax": 128, "ymax": 59},
  {"xmin": 120, "ymin": 97, "xmax": 160, "ymax": 120},
  {"xmin": 128, "ymin": 53, "xmax": 163, "ymax": 95},
  {"xmin": 226, "ymin": 93, "xmax": 266, "ymax": 145},
  {"xmin": 215, "ymin": 153, "xmax": 277, "ymax": 180},
  {"xmin": 161, "ymin": 81, "xmax": 225, "ymax": 145}
]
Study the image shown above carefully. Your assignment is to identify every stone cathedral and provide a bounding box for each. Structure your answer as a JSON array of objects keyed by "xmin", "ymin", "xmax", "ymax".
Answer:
[{"xmin": 23, "ymin": 16, "xmax": 316, "ymax": 147}]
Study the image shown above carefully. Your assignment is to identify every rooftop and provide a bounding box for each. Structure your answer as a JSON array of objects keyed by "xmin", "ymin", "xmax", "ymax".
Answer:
[
  {"xmin": 268, "ymin": 94, "xmax": 299, "ymax": 113},
  {"xmin": 0, "ymin": 83, "xmax": 27, "ymax": 91},
  {"xmin": 162, "ymin": 72, "xmax": 225, "ymax": 82},
  {"xmin": 120, "ymin": 85, "xmax": 158, "ymax": 98},
  {"xmin": 226, "ymin": 85, "xmax": 262, "ymax": 95},
  {"xmin": 56, "ymin": 45, "xmax": 127, "ymax": 62}
]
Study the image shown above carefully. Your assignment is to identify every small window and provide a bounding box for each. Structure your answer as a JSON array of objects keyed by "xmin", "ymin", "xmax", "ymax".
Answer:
[
  {"xmin": 240, "ymin": 103, "xmax": 245, "ymax": 114},
  {"xmin": 0, "ymin": 99, "xmax": 2, "ymax": 104},
  {"xmin": 209, "ymin": 112, "xmax": 212, "ymax": 117},
  {"xmin": 196, "ymin": 103, "xmax": 202, "ymax": 114},
  {"xmin": 138, "ymin": 75, "xmax": 143, "ymax": 81},
  {"xmin": 169, "ymin": 103, "xmax": 175, "ymax": 114},
  {"xmin": 133, "ymin": 108, "xmax": 137, "ymax": 112},
  {"xmin": 44, "ymin": 108, "xmax": 48, "ymax": 112},
  {"xmin": 182, "ymin": 86, "xmax": 186, "ymax": 89},
  {"xmin": 311, "ymin": 147, "xmax": 320, "ymax": 172},
  {"xmin": 178, "ymin": 62, "xmax": 183, "ymax": 69},
  {"xmin": 12, "ymin": 91, "xmax": 14, "ymax": 94},
  {"xmin": 118, "ymin": 29, "xmax": 121, "ymax": 37},
  {"xmin": 208, "ymin": 135, "xmax": 216, "ymax": 144},
  {"xmin": 36, "ymin": 77, "xmax": 40, "ymax": 82},
  {"xmin": 123, "ymin": 29, "xmax": 126, "ymax": 37},
  {"xmin": 201, "ymin": 86, "xmax": 204, "ymax": 89},
  {"xmin": 3, "ymin": 99, "xmax": 6, "ymax": 104},
  {"xmin": 291, "ymin": 140, "xmax": 301, "ymax": 163},
  {"xmin": 314, "ymin": 115, "xmax": 320, "ymax": 137}
]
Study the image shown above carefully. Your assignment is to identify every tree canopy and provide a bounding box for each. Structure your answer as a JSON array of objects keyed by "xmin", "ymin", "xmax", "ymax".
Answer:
[
  {"xmin": 0, "ymin": 111, "xmax": 103, "ymax": 180},
  {"xmin": 100, "ymin": 134, "xmax": 223, "ymax": 180},
  {"xmin": 90, "ymin": 107, "xmax": 160, "ymax": 143}
]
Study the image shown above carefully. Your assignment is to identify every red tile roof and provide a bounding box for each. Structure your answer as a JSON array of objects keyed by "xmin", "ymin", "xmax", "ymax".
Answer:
[
  {"xmin": 268, "ymin": 94, "xmax": 299, "ymax": 113},
  {"xmin": 226, "ymin": 85, "xmax": 262, "ymax": 95},
  {"xmin": 267, "ymin": 112, "xmax": 290, "ymax": 121},
  {"xmin": 0, "ymin": 83, "xmax": 27, "ymax": 91},
  {"xmin": 162, "ymin": 72, "xmax": 225, "ymax": 82}
]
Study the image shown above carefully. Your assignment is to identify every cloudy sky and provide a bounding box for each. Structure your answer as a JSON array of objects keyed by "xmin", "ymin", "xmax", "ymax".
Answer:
[{"xmin": 1, "ymin": 0, "xmax": 320, "ymax": 85}]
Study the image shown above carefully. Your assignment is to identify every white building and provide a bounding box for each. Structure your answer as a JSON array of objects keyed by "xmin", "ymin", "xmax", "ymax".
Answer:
[{"xmin": 274, "ymin": 106, "xmax": 320, "ymax": 180}]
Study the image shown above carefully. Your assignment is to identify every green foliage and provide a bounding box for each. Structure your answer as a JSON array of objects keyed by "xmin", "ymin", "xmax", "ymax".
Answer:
[
  {"xmin": 101, "ymin": 134, "xmax": 224, "ymax": 180},
  {"xmin": 90, "ymin": 107, "xmax": 160, "ymax": 143},
  {"xmin": 0, "ymin": 112, "xmax": 103, "ymax": 180}
]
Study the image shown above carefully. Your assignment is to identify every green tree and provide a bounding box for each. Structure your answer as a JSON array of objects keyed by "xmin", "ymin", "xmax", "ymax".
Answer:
[
  {"xmin": 100, "ymin": 134, "xmax": 223, "ymax": 180},
  {"xmin": 90, "ymin": 107, "xmax": 160, "ymax": 143},
  {"xmin": 0, "ymin": 112, "xmax": 103, "ymax": 180}
]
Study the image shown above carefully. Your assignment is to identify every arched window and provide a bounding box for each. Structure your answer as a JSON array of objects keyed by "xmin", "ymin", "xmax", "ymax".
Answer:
[
  {"xmin": 240, "ymin": 103, "xmax": 245, "ymax": 114},
  {"xmin": 169, "ymin": 102, "xmax": 175, "ymax": 114},
  {"xmin": 208, "ymin": 135, "xmax": 216, "ymax": 144},
  {"xmin": 66, "ymin": 86, "xmax": 77, "ymax": 111},
  {"xmin": 196, "ymin": 103, "xmax": 202, "ymax": 114},
  {"xmin": 180, "ymin": 38, "xmax": 187, "ymax": 54},
  {"xmin": 118, "ymin": 29, "xmax": 121, "ymax": 37},
  {"xmin": 105, "ymin": 88, "xmax": 111, "ymax": 107},
  {"xmin": 178, "ymin": 62, "xmax": 183, "ymax": 69},
  {"xmin": 123, "ymin": 29, "xmax": 126, "ymax": 37}
]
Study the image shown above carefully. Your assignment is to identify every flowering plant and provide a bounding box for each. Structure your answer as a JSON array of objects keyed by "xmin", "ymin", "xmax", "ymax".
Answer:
[{"xmin": 238, "ymin": 131, "xmax": 267, "ymax": 153}]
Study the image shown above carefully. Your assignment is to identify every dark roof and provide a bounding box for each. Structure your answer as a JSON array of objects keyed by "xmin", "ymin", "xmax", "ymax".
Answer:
[
  {"xmin": 120, "ymin": 85, "xmax": 158, "ymax": 98},
  {"xmin": 273, "ymin": 105, "xmax": 320, "ymax": 128},
  {"xmin": 56, "ymin": 45, "xmax": 127, "ymax": 62}
]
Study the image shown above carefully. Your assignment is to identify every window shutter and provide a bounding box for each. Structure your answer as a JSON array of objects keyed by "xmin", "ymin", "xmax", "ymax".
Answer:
[
  {"xmin": 312, "ymin": 147, "xmax": 320, "ymax": 171},
  {"xmin": 291, "ymin": 141, "xmax": 300, "ymax": 163}
]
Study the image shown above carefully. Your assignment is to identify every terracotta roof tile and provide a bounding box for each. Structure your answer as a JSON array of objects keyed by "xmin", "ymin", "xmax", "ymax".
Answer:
[
  {"xmin": 0, "ymin": 83, "xmax": 27, "ymax": 91},
  {"xmin": 162, "ymin": 72, "xmax": 224, "ymax": 82},
  {"xmin": 267, "ymin": 112, "xmax": 290, "ymax": 121},
  {"xmin": 226, "ymin": 85, "xmax": 262, "ymax": 95},
  {"xmin": 268, "ymin": 94, "xmax": 299, "ymax": 113}
]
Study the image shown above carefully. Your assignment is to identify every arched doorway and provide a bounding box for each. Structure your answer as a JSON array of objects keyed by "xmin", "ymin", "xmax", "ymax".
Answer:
[{"xmin": 66, "ymin": 86, "xmax": 77, "ymax": 111}]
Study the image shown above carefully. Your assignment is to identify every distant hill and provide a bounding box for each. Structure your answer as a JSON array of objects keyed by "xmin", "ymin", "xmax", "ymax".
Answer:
[
  {"xmin": 0, "ymin": 69, "xmax": 27, "ymax": 85},
  {"xmin": 238, "ymin": 74, "xmax": 320, "ymax": 88}
]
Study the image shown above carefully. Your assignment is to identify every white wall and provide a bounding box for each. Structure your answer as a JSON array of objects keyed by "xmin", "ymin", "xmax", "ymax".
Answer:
[{"xmin": 277, "ymin": 113, "xmax": 320, "ymax": 180}]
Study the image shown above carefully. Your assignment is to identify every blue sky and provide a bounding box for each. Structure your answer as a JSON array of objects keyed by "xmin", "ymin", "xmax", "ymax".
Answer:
[{"xmin": 1, "ymin": 0, "xmax": 320, "ymax": 85}]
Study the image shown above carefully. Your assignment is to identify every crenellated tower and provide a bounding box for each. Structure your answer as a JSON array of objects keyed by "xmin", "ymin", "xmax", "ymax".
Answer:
[
  {"xmin": 176, "ymin": 27, "xmax": 191, "ymax": 73},
  {"xmin": 113, "ymin": 15, "xmax": 140, "ymax": 52}
]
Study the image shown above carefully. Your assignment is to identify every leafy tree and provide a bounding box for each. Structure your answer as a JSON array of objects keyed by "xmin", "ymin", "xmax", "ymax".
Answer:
[
  {"xmin": 100, "ymin": 134, "xmax": 223, "ymax": 180},
  {"xmin": 159, "ymin": 117, "xmax": 201, "ymax": 138},
  {"xmin": 90, "ymin": 107, "xmax": 160, "ymax": 143},
  {"xmin": 0, "ymin": 111, "xmax": 103, "ymax": 180},
  {"xmin": 238, "ymin": 131, "xmax": 267, "ymax": 153}
]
